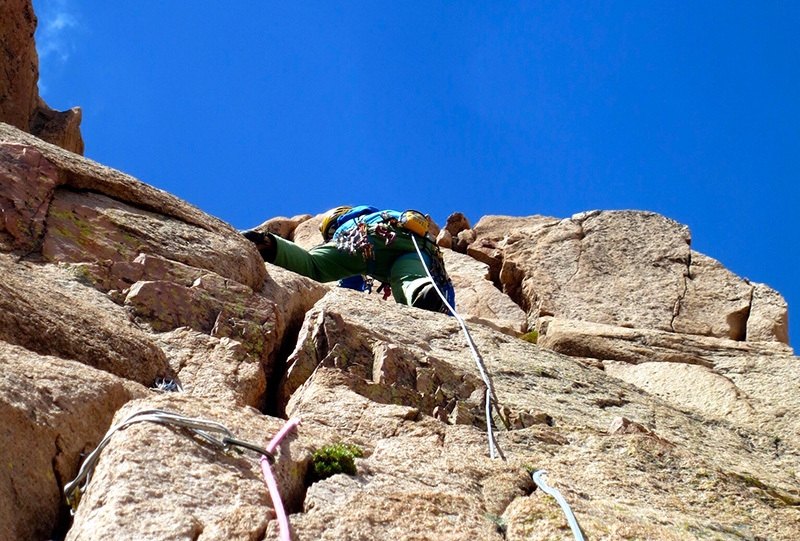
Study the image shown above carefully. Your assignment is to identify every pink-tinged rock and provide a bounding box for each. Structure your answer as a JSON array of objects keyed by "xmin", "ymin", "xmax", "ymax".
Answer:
[
  {"xmin": 453, "ymin": 227, "xmax": 477, "ymax": 253},
  {"xmin": 537, "ymin": 316, "xmax": 791, "ymax": 367},
  {"xmin": 28, "ymin": 97, "xmax": 84, "ymax": 155},
  {"xmin": 131, "ymin": 252, "xmax": 206, "ymax": 284},
  {"xmin": 42, "ymin": 188, "xmax": 264, "ymax": 290},
  {"xmin": 489, "ymin": 211, "xmax": 691, "ymax": 332},
  {"xmin": 292, "ymin": 212, "xmax": 326, "ymax": 249},
  {"xmin": 156, "ymin": 328, "xmax": 267, "ymax": 408},
  {"xmin": 0, "ymin": 253, "xmax": 167, "ymax": 385},
  {"xmin": 249, "ymin": 213, "xmax": 313, "ymax": 240},
  {"xmin": 436, "ymin": 228, "xmax": 453, "ymax": 248},
  {"xmin": 0, "ymin": 1, "xmax": 39, "ymax": 131},
  {"xmin": 125, "ymin": 280, "xmax": 219, "ymax": 333},
  {"xmin": 471, "ymin": 214, "xmax": 558, "ymax": 243},
  {"xmin": 477, "ymin": 211, "xmax": 791, "ymax": 345},
  {"xmin": 1, "ymin": 124, "xmax": 267, "ymax": 289},
  {"xmin": 260, "ymin": 264, "xmax": 330, "ymax": 337},
  {"xmin": 275, "ymin": 288, "xmax": 800, "ymax": 539},
  {"xmin": 195, "ymin": 272, "xmax": 282, "ymax": 361},
  {"xmin": 66, "ymin": 253, "xmax": 218, "ymax": 299},
  {"xmin": 445, "ymin": 211, "xmax": 471, "ymax": 236},
  {"xmin": 466, "ymin": 237, "xmax": 503, "ymax": 281},
  {"xmin": 125, "ymin": 271, "xmax": 282, "ymax": 361},
  {"xmin": 1, "ymin": 1, "xmax": 85, "ymax": 152},
  {"xmin": 278, "ymin": 290, "xmax": 485, "ymax": 423},
  {"xmin": 426, "ymin": 213, "xmax": 441, "ymax": 239},
  {"xmin": 605, "ymin": 359, "xmax": 755, "ymax": 423},
  {"xmin": 608, "ymin": 416, "xmax": 651, "ymax": 435},
  {"xmin": 0, "ymin": 143, "xmax": 59, "ymax": 251}
]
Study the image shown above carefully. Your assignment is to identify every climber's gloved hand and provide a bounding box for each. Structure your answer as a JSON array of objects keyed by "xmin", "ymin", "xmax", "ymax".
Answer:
[{"xmin": 241, "ymin": 229, "xmax": 277, "ymax": 263}]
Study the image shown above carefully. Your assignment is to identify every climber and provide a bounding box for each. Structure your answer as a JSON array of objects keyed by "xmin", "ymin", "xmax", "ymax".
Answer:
[{"xmin": 242, "ymin": 205, "xmax": 455, "ymax": 314}]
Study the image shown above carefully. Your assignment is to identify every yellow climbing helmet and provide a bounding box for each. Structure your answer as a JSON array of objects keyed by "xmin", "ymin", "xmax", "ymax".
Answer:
[{"xmin": 319, "ymin": 206, "xmax": 353, "ymax": 242}]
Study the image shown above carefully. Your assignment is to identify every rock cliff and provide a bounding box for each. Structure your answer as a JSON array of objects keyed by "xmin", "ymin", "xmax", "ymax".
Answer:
[
  {"xmin": 0, "ymin": 0, "xmax": 84, "ymax": 154},
  {"xmin": 1, "ymin": 2, "xmax": 799, "ymax": 538},
  {"xmin": 1, "ymin": 121, "xmax": 798, "ymax": 540}
]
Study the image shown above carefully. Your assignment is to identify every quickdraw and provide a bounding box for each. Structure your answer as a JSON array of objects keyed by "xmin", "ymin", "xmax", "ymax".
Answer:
[
  {"xmin": 374, "ymin": 223, "xmax": 397, "ymax": 245},
  {"xmin": 63, "ymin": 410, "xmax": 301, "ymax": 541},
  {"xmin": 63, "ymin": 409, "xmax": 277, "ymax": 513},
  {"xmin": 335, "ymin": 221, "xmax": 374, "ymax": 260}
]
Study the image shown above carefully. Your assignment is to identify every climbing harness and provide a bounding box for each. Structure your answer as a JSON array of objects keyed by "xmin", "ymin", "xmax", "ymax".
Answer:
[
  {"xmin": 532, "ymin": 470, "xmax": 585, "ymax": 541},
  {"xmin": 378, "ymin": 215, "xmax": 454, "ymax": 310},
  {"xmin": 410, "ymin": 235, "xmax": 508, "ymax": 460},
  {"xmin": 63, "ymin": 410, "xmax": 288, "ymax": 513}
]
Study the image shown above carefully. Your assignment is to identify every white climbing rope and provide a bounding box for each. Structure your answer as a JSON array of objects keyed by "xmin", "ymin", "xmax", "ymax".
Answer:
[
  {"xmin": 411, "ymin": 235, "xmax": 505, "ymax": 460},
  {"xmin": 532, "ymin": 470, "xmax": 585, "ymax": 541},
  {"xmin": 64, "ymin": 409, "xmax": 274, "ymax": 512}
]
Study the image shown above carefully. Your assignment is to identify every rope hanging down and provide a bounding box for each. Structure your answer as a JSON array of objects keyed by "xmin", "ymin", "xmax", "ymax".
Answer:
[
  {"xmin": 64, "ymin": 409, "xmax": 277, "ymax": 512},
  {"xmin": 532, "ymin": 470, "xmax": 585, "ymax": 541},
  {"xmin": 260, "ymin": 418, "xmax": 301, "ymax": 541},
  {"xmin": 411, "ymin": 235, "xmax": 507, "ymax": 460}
]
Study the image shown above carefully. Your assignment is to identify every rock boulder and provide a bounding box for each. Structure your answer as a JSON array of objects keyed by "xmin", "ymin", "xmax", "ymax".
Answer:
[
  {"xmin": 0, "ymin": 342, "xmax": 145, "ymax": 541},
  {"xmin": 473, "ymin": 210, "xmax": 790, "ymax": 345}
]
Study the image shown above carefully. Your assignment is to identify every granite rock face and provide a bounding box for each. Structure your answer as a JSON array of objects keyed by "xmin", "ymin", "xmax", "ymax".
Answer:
[
  {"xmin": 64, "ymin": 395, "xmax": 316, "ymax": 541},
  {"xmin": 2, "ymin": 87, "xmax": 799, "ymax": 541},
  {"xmin": 0, "ymin": 123, "xmax": 328, "ymax": 538},
  {"xmin": 0, "ymin": 342, "xmax": 145, "ymax": 541},
  {"xmin": 0, "ymin": 0, "xmax": 84, "ymax": 153},
  {"xmin": 470, "ymin": 210, "xmax": 789, "ymax": 345},
  {"xmin": 4, "ymin": 2, "xmax": 798, "ymax": 538},
  {"xmin": 276, "ymin": 291, "xmax": 799, "ymax": 540},
  {"xmin": 0, "ymin": 0, "xmax": 39, "ymax": 133}
]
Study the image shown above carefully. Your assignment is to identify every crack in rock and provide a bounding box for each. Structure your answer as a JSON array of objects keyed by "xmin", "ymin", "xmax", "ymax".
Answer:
[{"xmin": 671, "ymin": 251, "xmax": 692, "ymax": 332}]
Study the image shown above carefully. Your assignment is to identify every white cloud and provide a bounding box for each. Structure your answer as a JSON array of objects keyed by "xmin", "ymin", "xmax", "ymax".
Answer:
[{"xmin": 34, "ymin": 0, "xmax": 80, "ymax": 63}]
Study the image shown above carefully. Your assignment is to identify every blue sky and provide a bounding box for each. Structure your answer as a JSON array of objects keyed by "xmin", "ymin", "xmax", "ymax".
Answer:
[{"xmin": 33, "ymin": 1, "xmax": 798, "ymax": 348}]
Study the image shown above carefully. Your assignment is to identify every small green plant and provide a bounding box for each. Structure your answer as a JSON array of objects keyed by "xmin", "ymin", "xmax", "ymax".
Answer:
[
  {"xmin": 520, "ymin": 330, "xmax": 539, "ymax": 344},
  {"xmin": 307, "ymin": 443, "xmax": 363, "ymax": 483}
]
